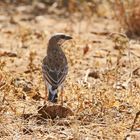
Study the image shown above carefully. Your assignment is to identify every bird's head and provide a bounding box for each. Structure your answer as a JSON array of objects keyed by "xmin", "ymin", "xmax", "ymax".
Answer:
[{"xmin": 49, "ymin": 33, "xmax": 72, "ymax": 46}]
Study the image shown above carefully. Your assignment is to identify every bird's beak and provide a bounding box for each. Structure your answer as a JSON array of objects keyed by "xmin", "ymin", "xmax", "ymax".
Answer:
[{"xmin": 64, "ymin": 35, "xmax": 72, "ymax": 40}]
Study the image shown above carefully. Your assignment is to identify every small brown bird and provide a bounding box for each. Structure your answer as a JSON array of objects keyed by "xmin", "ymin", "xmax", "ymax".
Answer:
[{"xmin": 42, "ymin": 33, "xmax": 72, "ymax": 103}]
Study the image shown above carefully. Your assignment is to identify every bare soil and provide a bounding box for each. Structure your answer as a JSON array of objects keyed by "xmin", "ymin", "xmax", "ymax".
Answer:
[{"xmin": 0, "ymin": 2, "xmax": 140, "ymax": 140}]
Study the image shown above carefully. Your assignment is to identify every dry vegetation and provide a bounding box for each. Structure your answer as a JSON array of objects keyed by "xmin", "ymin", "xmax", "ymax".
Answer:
[{"xmin": 0, "ymin": 0, "xmax": 140, "ymax": 139}]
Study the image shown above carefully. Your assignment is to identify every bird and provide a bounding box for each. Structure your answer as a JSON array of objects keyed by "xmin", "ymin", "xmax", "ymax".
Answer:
[{"xmin": 42, "ymin": 33, "xmax": 72, "ymax": 103}]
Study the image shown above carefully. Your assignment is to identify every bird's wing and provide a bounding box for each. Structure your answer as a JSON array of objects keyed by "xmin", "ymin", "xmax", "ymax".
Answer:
[{"xmin": 42, "ymin": 58, "xmax": 68, "ymax": 88}]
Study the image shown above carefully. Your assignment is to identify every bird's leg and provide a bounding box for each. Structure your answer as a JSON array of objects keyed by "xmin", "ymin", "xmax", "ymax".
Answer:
[
  {"xmin": 60, "ymin": 85, "xmax": 64, "ymax": 106},
  {"xmin": 45, "ymin": 85, "xmax": 48, "ymax": 100},
  {"xmin": 44, "ymin": 82, "xmax": 49, "ymax": 105}
]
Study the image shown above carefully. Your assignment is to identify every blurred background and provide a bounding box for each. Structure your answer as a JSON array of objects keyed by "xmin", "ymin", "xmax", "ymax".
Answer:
[{"xmin": 0, "ymin": 0, "xmax": 140, "ymax": 37}]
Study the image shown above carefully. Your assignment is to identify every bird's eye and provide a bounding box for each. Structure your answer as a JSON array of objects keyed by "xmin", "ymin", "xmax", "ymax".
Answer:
[{"xmin": 60, "ymin": 35, "xmax": 65, "ymax": 39}]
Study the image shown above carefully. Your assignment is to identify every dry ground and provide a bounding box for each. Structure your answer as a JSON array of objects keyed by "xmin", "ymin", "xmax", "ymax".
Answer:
[{"xmin": 0, "ymin": 2, "xmax": 140, "ymax": 140}]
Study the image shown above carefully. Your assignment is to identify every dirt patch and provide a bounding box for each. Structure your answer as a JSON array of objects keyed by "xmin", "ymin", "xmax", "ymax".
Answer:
[{"xmin": 0, "ymin": 1, "xmax": 140, "ymax": 140}]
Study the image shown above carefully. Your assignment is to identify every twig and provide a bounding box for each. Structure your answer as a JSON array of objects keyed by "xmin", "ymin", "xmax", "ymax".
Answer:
[{"xmin": 130, "ymin": 111, "xmax": 140, "ymax": 131}]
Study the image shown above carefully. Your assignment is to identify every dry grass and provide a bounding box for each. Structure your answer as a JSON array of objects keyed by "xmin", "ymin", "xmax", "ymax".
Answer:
[
  {"xmin": 114, "ymin": 0, "xmax": 140, "ymax": 37},
  {"xmin": 0, "ymin": 1, "xmax": 140, "ymax": 140}
]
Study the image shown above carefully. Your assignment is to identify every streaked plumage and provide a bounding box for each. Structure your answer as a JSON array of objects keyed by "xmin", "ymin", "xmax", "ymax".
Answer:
[{"xmin": 42, "ymin": 33, "xmax": 72, "ymax": 103}]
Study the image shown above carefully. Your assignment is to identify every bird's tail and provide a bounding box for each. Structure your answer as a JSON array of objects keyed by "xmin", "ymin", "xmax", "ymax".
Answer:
[{"xmin": 48, "ymin": 86, "xmax": 58, "ymax": 103}]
